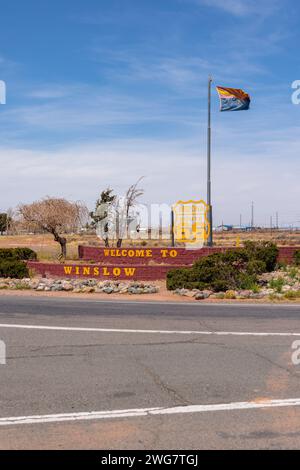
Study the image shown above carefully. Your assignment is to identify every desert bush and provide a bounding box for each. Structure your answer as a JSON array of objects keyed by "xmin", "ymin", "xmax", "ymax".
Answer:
[
  {"xmin": 269, "ymin": 277, "xmax": 285, "ymax": 293},
  {"xmin": 167, "ymin": 242, "xmax": 279, "ymax": 292},
  {"xmin": 12, "ymin": 247, "xmax": 37, "ymax": 260},
  {"xmin": 0, "ymin": 260, "xmax": 29, "ymax": 279},
  {"xmin": 0, "ymin": 248, "xmax": 37, "ymax": 261},
  {"xmin": 243, "ymin": 241, "xmax": 279, "ymax": 272},
  {"xmin": 294, "ymin": 250, "xmax": 300, "ymax": 266},
  {"xmin": 0, "ymin": 249, "xmax": 16, "ymax": 261},
  {"xmin": 166, "ymin": 268, "xmax": 200, "ymax": 291}
]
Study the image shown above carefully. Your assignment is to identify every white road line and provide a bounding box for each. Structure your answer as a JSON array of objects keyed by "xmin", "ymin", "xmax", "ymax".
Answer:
[
  {"xmin": 0, "ymin": 323, "xmax": 299, "ymax": 337},
  {"xmin": 1, "ymin": 398, "xmax": 300, "ymax": 426}
]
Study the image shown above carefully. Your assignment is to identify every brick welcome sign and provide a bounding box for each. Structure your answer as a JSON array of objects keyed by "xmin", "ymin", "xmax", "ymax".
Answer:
[
  {"xmin": 79, "ymin": 245, "xmax": 298, "ymax": 265},
  {"xmin": 28, "ymin": 246, "xmax": 298, "ymax": 280},
  {"xmin": 78, "ymin": 246, "xmax": 228, "ymax": 265}
]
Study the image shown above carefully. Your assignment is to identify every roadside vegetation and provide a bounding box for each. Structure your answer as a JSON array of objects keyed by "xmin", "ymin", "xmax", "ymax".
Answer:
[
  {"xmin": 294, "ymin": 249, "xmax": 300, "ymax": 266},
  {"xmin": 167, "ymin": 242, "xmax": 300, "ymax": 301},
  {"xmin": 0, "ymin": 248, "xmax": 36, "ymax": 279},
  {"xmin": 167, "ymin": 241, "xmax": 278, "ymax": 292}
]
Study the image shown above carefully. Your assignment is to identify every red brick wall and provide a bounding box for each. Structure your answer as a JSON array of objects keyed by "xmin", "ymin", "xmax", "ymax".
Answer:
[
  {"xmin": 277, "ymin": 247, "xmax": 298, "ymax": 264},
  {"xmin": 27, "ymin": 261, "xmax": 182, "ymax": 281},
  {"xmin": 78, "ymin": 246, "xmax": 231, "ymax": 265},
  {"xmin": 78, "ymin": 245, "xmax": 298, "ymax": 265},
  {"xmin": 27, "ymin": 246, "xmax": 298, "ymax": 281}
]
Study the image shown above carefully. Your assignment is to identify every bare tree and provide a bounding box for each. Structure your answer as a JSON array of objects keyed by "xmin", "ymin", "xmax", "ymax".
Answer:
[
  {"xmin": 117, "ymin": 177, "xmax": 144, "ymax": 248},
  {"xmin": 19, "ymin": 197, "xmax": 88, "ymax": 259}
]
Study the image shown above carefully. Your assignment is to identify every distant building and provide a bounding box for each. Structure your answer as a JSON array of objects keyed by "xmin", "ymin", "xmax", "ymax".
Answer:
[{"xmin": 215, "ymin": 224, "xmax": 234, "ymax": 232}]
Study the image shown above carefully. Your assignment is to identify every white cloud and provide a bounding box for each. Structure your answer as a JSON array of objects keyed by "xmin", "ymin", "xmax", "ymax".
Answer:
[
  {"xmin": 1, "ymin": 92, "xmax": 184, "ymax": 130},
  {"xmin": 27, "ymin": 85, "xmax": 77, "ymax": 99},
  {"xmin": 0, "ymin": 135, "xmax": 299, "ymax": 227},
  {"xmin": 193, "ymin": 0, "xmax": 281, "ymax": 16},
  {"xmin": 199, "ymin": 0, "xmax": 252, "ymax": 16}
]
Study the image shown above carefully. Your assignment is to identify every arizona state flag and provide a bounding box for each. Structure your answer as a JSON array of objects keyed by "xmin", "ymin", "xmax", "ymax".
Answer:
[{"xmin": 216, "ymin": 86, "xmax": 250, "ymax": 112}]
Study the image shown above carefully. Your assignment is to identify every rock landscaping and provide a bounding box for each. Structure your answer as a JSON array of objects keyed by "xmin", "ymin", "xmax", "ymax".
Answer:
[
  {"xmin": 0, "ymin": 278, "xmax": 159, "ymax": 295},
  {"xmin": 174, "ymin": 266, "xmax": 300, "ymax": 300}
]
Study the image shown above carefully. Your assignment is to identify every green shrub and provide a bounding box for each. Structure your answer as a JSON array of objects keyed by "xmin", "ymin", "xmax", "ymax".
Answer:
[
  {"xmin": 212, "ymin": 279, "xmax": 235, "ymax": 292},
  {"xmin": 243, "ymin": 241, "xmax": 279, "ymax": 272},
  {"xmin": 238, "ymin": 273, "xmax": 259, "ymax": 290},
  {"xmin": 167, "ymin": 242, "xmax": 279, "ymax": 292},
  {"xmin": 246, "ymin": 260, "xmax": 266, "ymax": 276},
  {"xmin": 251, "ymin": 284, "xmax": 260, "ymax": 294},
  {"xmin": 269, "ymin": 277, "xmax": 285, "ymax": 293},
  {"xmin": 12, "ymin": 247, "xmax": 37, "ymax": 260},
  {"xmin": 13, "ymin": 282, "xmax": 31, "ymax": 290},
  {"xmin": 0, "ymin": 249, "xmax": 17, "ymax": 261},
  {"xmin": 289, "ymin": 267, "xmax": 298, "ymax": 279},
  {"xmin": 0, "ymin": 260, "xmax": 29, "ymax": 279},
  {"xmin": 294, "ymin": 250, "xmax": 300, "ymax": 266},
  {"xmin": 0, "ymin": 248, "xmax": 37, "ymax": 261}
]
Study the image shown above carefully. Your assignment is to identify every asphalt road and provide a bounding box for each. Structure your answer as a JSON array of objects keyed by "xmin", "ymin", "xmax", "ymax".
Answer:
[{"xmin": 0, "ymin": 296, "xmax": 300, "ymax": 449}]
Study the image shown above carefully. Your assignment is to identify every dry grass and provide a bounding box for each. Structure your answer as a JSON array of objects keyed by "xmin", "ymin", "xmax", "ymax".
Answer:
[
  {"xmin": 213, "ymin": 230, "xmax": 300, "ymax": 247},
  {"xmin": 0, "ymin": 230, "xmax": 299, "ymax": 261},
  {"xmin": 0, "ymin": 234, "xmax": 82, "ymax": 261}
]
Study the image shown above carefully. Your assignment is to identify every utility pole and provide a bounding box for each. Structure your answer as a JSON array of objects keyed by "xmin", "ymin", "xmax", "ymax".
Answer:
[
  {"xmin": 170, "ymin": 209, "xmax": 175, "ymax": 247},
  {"xmin": 240, "ymin": 214, "xmax": 242, "ymax": 229},
  {"xmin": 207, "ymin": 76, "xmax": 213, "ymax": 246},
  {"xmin": 276, "ymin": 211, "xmax": 279, "ymax": 230},
  {"xmin": 251, "ymin": 201, "xmax": 254, "ymax": 229}
]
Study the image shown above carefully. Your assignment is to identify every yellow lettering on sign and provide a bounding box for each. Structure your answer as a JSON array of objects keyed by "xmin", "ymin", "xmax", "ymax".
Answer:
[
  {"xmin": 161, "ymin": 249, "xmax": 168, "ymax": 258},
  {"xmin": 83, "ymin": 267, "xmax": 90, "ymax": 276},
  {"xmin": 75, "ymin": 266, "xmax": 80, "ymax": 275},
  {"xmin": 121, "ymin": 250, "xmax": 128, "ymax": 257},
  {"xmin": 110, "ymin": 250, "xmax": 116, "ymax": 257},
  {"xmin": 64, "ymin": 266, "xmax": 73, "ymax": 275},
  {"xmin": 124, "ymin": 268, "xmax": 136, "ymax": 277},
  {"xmin": 146, "ymin": 250, "xmax": 152, "ymax": 257},
  {"xmin": 135, "ymin": 250, "xmax": 145, "ymax": 257},
  {"xmin": 93, "ymin": 267, "xmax": 99, "ymax": 276},
  {"xmin": 104, "ymin": 249, "xmax": 110, "ymax": 256},
  {"xmin": 128, "ymin": 250, "xmax": 135, "ymax": 257},
  {"xmin": 170, "ymin": 250, "xmax": 178, "ymax": 258},
  {"xmin": 103, "ymin": 267, "xmax": 110, "ymax": 276},
  {"xmin": 113, "ymin": 267, "xmax": 121, "ymax": 277}
]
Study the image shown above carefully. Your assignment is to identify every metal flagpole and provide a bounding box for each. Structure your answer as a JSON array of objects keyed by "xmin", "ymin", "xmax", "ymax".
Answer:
[{"xmin": 207, "ymin": 76, "xmax": 213, "ymax": 246}]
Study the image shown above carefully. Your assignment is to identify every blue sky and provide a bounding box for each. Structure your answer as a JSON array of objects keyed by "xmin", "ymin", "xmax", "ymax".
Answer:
[{"xmin": 0, "ymin": 0, "xmax": 299, "ymax": 226}]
